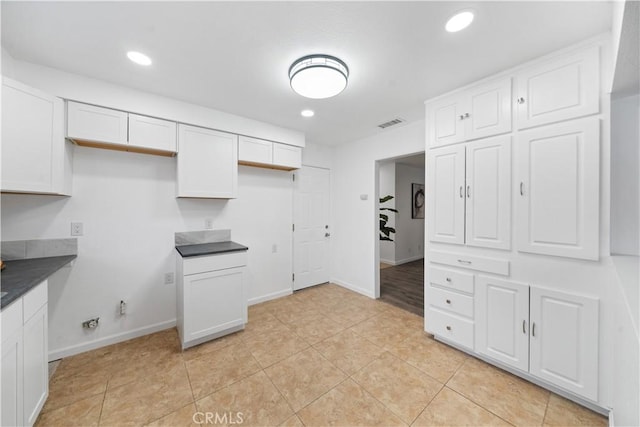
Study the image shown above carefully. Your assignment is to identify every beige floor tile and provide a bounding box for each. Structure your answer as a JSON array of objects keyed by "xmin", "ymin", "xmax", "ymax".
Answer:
[
  {"xmin": 185, "ymin": 342, "xmax": 261, "ymax": 399},
  {"xmin": 196, "ymin": 371, "xmax": 293, "ymax": 427},
  {"xmin": 274, "ymin": 304, "xmax": 322, "ymax": 325},
  {"xmin": 324, "ymin": 304, "xmax": 375, "ymax": 327},
  {"xmin": 107, "ymin": 352, "xmax": 185, "ymax": 390},
  {"xmin": 390, "ymin": 333, "xmax": 467, "ymax": 383},
  {"xmin": 352, "ymin": 352, "xmax": 442, "ymax": 424},
  {"xmin": 279, "ymin": 414, "xmax": 304, "ymax": 427},
  {"xmin": 288, "ymin": 313, "xmax": 345, "ymax": 344},
  {"xmin": 413, "ymin": 387, "xmax": 512, "ymax": 426},
  {"xmin": 264, "ymin": 348, "xmax": 346, "ymax": 411},
  {"xmin": 182, "ymin": 330, "xmax": 245, "ymax": 362},
  {"xmin": 297, "ymin": 378, "xmax": 406, "ymax": 426},
  {"xmin": 448, "ymin": 358, "xmax": 549, "ymax": 427},
  {"xmin": 543, "ymin": 394, "xmax": 607, "ymax": 426},
  {"xmin": 100, "ymin": 361, "xmax": 193, "ymax": 426},
  {"xmin": 35, "ymin": 394, "xmax": 103, "ymax": 427},
  {"xmin": 313, "ymin": 329, "xmax": 385, "ymax": 375},
  {"xmin": 145, "ymin": 403, "xmax": 199, "ymax": 426},
  {"xmin": 242, "ymin": 313, "xmax": 292, "ymax": 341},
  {"xmin": 245, "ymin": 328, "xmax": 310, "ymax": 368},
  {"xmin": 248, "ymin": 303, "xmax": 276, "ymax": 321},
  {"xmin": 43, "ymin": 369, "xmax": 109, "ymax": 412},
  {"xmin": 349, "ymin": 314, "xmax": 414, "ymax": 349}
]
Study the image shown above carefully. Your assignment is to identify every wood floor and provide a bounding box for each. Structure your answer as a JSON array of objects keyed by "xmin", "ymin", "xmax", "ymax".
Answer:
[{"xmin": 380, "ymin": 259, "xmax": 424, "ymax": 317}]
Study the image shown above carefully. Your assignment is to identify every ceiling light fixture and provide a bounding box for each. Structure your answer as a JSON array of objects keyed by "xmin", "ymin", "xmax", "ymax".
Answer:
[
  {"xmin": 127, "ymin": 51, "xmax": 152, "ymax": 66},
  {"xmin": 289, "ymin": 54, "xmax": 349, "ymax": 99},
  {"xmin": 445, "ymin": 10, "xmax": 475, "ymax": 33},
  {"xmin": 301, "ymin": 109, "xmax": 315, "ymax": 118}
]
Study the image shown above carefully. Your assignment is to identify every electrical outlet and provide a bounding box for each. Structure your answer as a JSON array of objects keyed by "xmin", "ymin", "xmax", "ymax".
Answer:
[
  {"xmin": 119, "ymin": 300, "xmax": 127, "ymax": 316},
  {"xmin": 204, "ymin": 218, "xmax": 214, "ymax": 230},
  {"xmin": 71, "ymin": 222, "xmax": 83, "ymax": 236},
  {"xmin": 82, "ymin": 317, "xmax": 99, "ymax": 329},
  {"xmin": 164, "ymin": 272, "xmax": 175, "ymax": 285}
]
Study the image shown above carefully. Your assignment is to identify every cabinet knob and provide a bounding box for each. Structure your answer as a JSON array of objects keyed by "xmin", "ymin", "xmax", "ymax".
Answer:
[
  {"xmin": 520, "ymin": 182, "xmax": 525, "ymax": 196},
  {"xmin": 446, "ymin": 325, "xmax": 452, "ymax": 331},
  {"xmin": 325, "ymin": 232, "xmax": 331, "ymax": 237},
  {"xmin": 467, "ymin": 185, "xmax": 471, "ymax": 198},
  {"xmin": 446, "ymin": 299, "xmax": 451, "ymax": 304},
  {"xmin": 459, "ymin": 114, "xmax": 465, "ymax": 120},
  {"xmin": 459, "ymin": 186, "xmax": 464, "ymax": 198},
  {"xmin": 464, "ymin": 112, "xmax": 470, "ymax": 118},
  {"xmin": 517, "ymin": 97, "xmax": 525, "ymax": 104},
  {"xmin": 532, "ymin": 322, "xmax": 536, "ymax": 337},
  {"xmin": 446, "ymin": 277, "xmax": 452, "ymax": 282}
]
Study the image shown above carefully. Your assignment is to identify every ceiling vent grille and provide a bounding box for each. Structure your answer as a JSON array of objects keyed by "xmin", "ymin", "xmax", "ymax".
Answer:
[{"xmin": 377, "ymin": 118, "xmax": 405, "ymax": 129}]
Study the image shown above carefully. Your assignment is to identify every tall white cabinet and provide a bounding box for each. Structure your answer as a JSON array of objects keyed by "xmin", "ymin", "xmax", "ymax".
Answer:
[{"xmin": 425, "ymin": 40, "xmax": 605, "ymax": 407}]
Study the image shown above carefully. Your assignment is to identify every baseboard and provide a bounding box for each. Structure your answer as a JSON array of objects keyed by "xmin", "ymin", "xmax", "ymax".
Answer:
[
  {"xmin": 380, "ymin": 258, "xmax": 397, "ymax": 266},
  {"xmin": 395, "ymin": 255, "xmax": 424, "ymax": 265},
  {"xmin": 48, "ymin": 319, "xmax": 177, "ymax": 361},
  {"xmin": 248, "ymin": 288, "xmax": 292, "ymax": 306},
  {"xmin": 330, "ymin": 278, "xmax": 376, "ymax": 299}
]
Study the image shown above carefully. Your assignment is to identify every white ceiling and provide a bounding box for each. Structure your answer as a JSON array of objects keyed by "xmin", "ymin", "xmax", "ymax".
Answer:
[{"xmin": 1, "ymin": 2, "xmax": 612, "ymax": 146}]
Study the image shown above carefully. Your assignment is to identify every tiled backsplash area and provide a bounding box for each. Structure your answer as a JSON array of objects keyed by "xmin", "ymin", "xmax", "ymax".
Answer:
[
  {"xmin": 1, "ymin": 238, "xmax": 78, "ymax": 260},
  {"xmin": 175, "ymin": 229, "xmax": 231, "ymax": 246}
]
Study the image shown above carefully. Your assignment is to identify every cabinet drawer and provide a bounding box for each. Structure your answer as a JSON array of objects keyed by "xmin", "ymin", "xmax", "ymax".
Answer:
[
  {"xmin": 23, "ymin": 281, "xmax": 47, "ymax": 322},
  {"xmin": 429, "ymin": 250, "xmax": 509, "ymax": 276},
  {"xmin": 428, "ymin": 286, "xmax": 474, "ymax": 318},
  {"xmin": 429, "ymin": 266, "xmax": 474, "ymax": 294},
  {"xmin": 67, "ymin": 101, "xmax": 128, "ymax": 145},
  {"xmin": 427, "ymin": 307, "xmax": 474, "ymax": 350},
  {"xmin": 1, "ymin": 297, "xmax": 23, "ymax": 337},
  {"xmin": 183, "ymin": 252, "xmax": 247, "ymax": 275}
]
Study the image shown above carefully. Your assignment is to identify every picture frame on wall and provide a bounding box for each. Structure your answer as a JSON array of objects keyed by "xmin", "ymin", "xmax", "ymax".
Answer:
[{"xmin": 412, "ymin": 183, "xmax": 425, "ymax": 219}]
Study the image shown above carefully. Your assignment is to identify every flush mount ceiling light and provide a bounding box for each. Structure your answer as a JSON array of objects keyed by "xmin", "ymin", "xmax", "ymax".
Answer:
[
  {"xmin": 301, "ymin": 109, "xmax": 315, "ymax": 117},
  {"xmin": 127, "ymin": 51, "xmax": 152, "ymax": 66},
  {"xmin": 446, "ymin": 10, "xmax": 475, "ymax": 32},
  {"xmin": 289, "ymin": 54, "xmax": 349, "ymax": 99}
]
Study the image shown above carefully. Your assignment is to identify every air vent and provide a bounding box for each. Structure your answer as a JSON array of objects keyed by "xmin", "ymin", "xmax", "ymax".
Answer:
[{"xmin": 377, "ymin": 118, "xmax": 405, "ymax": 129}]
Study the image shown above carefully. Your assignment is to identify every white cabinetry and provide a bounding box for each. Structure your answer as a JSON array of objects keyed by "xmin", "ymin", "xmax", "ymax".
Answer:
[
  {"xmin": 0, "ymin": 281, "xmax": 48, "ymax": 427},
  {"xmin": 67, "ymin": 101, "xmax": 177, "ymax": 155},
  {"xmin": 427, "ymin": 77, "xmax": 512, "ymax": 148},
  {"xmin": 176, "ymin": 125, "xmax": 238, "ymax": 199},
  {"xmin": 515, "ymin": 46, "xmax": 599, "ymax": 130},
  {"xmin": 2, "ymin": 77, "xmax": 72, "ymax": 195},
  {"xmin": 516, "ymin": 118, "xmax": 600, "ymax": 260},
  {"xmin": 176, "ymin": 251, "xmax": 247, "ymax": 349},
  {"xmin": 238, "ymin": 135, "xmax": 302, "ymax": 170},
  {"xmin": 428, "ymin": 135, "xmax": 511, "ymax": 249},
  {"xmin": 476, "ymin": 277, "xmax": 599, "ymax": 401}
]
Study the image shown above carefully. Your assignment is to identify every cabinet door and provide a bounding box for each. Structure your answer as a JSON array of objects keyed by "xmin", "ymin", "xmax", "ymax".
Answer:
[
  {"xmin": 1, "ymin": 302, "xmax": 24, "ymax": 427},
  {"xmin": 272, "ymin": 143, "xmax": 302, "ymax": 170},
  {"xmin": 23, "ymin": 304, "xmax": 48, "ymax": 426},
  {"xmin": 467, "ymin": 78, "xmax": 512, "ymax": 140},
  {"xmin": 476, "ymin": 277, "xmax": 529, "ymax": 372},
  {"xmin": 530, "ymin": 287, "xmax": 599, "ymax": 401},
  {"xmin": 238, "ymin": 136, "xmax": 273, "ymax": 165},
  {"xmin": 465, "ymin": 136, "xmax": 511, "ymax": 250},
  {"xmin": 67, "ymin": 101, "xmax": 128, "ymax": 145},
  {"xmin": 427, "ymin": 145, "xmax": 466, "ymax": 244},
  {"xmin": 176, "ymin": 125, "xmax": 238, "ymax": 198},
  {"xmin": 128, "ymin": 113, "xmax": 177, "ymax": 152},
  {"xmin": 516, "ymin": 118, "xmax": 599, "ymax": 260},
  {"xmin": 426, "ymin": 94, "xmax": 467, "ymax": 148},
  {"xmin": 1, "ymin": 78, "xmax": 65, "ymax": 194},
  {"xmin": 183, "ymin": 268, "xmax": 245, "ymax": 343},
  {"xmin": 515, "ymin": 46, "xmax": 599, "ymax": 130}
]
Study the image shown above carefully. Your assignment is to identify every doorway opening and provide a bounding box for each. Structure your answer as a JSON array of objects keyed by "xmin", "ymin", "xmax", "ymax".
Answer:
[{"xmin": 376, "ymin": 153, "xmax": 426, "ymax": 316}]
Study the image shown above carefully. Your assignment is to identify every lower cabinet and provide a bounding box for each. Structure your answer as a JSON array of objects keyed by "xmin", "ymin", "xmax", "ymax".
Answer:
[
  {"xmin": 0, "ymin": 280, "xmax": 48, "ymax": 427},
  {"xmin": 176, "ymin": 251, "xmax": 248, "ymax": 349},
  {"xmin": 476, "ymin": 276, "xmax": 599, "ymax": 401}
]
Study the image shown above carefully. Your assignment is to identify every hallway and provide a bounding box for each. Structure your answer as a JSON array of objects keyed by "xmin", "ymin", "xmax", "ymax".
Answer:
[{"xmin": 380, "ymin": 259, "xmax": 424, "ymax": 317}]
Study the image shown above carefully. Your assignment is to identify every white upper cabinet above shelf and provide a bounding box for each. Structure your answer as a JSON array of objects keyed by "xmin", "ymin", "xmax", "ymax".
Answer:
[
  {"xmin": 238, "ymin": 135, "xmax": 302, "ymax": 170},
  {"xmin": 66, "ymin": 101, "xmax": 177, "ymax": 156},
  {"xmin": 427, "ymin": 77, "xmax": 512, "ymax": 148}
]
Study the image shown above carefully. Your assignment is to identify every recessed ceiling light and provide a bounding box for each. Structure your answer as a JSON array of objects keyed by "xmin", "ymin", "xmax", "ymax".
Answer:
[
  {"xmin": 301, "ymin": 109, "xmax": 315, "ymax": 118},
  {"xmin": 445, "ymin": 10, "xmax": 474, "ymax": 33},
  {"xmin": 127, "ymin": 51, "xmax": 152, "ymax": 66},
  {"xmin": 289, "ymin": 54, "xmax": 349, "ymax": 99}
]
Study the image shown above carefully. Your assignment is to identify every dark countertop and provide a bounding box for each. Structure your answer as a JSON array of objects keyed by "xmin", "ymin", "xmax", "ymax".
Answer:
[
  {"xmin": 1, "ymin": 255, "xmax": 77, "ymax": 310},
  {"xmin": 176, "ymin": 241, "xmax": 248, "ymax": 258}
]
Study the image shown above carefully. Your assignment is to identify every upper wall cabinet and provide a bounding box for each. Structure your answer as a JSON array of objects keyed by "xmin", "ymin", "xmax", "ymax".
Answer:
[
  {"xmin": 238, "ymin": 135, "xmax": 302, "ymax": 170},
  {"xmin": 515, "ymin": 46, "xmax": 599, "ymax": 130},
  {"xmin": 177, "ymin": 124, "xmax": 238, "ymax": 199},
  {"xmin": 66, "ymin": 101, "xmax": 177, "ymax": 156},
  {"xmin": 427, "ymin": 77, "xmax": 512, "ymax": 148},
  {"xmin": 1, "ymin": 77, "xmax": 72, "ymax": 195},
  {"xmin": 516, "ymin": 117, "xmax": 600, "ymax": 260}
]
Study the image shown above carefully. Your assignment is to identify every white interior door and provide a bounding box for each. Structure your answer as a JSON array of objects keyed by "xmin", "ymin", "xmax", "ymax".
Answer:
[{"xmin": 293, "ymin": 166, "xmax": 331, "ymax": 290}]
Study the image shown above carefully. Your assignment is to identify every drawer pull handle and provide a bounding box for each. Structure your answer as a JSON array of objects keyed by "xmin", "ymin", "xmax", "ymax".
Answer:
[
  {"xmin": 446, "ymin": 299, "xmax": 451, "ymax": 304},
  {"xmin": 457, "ymin": 259, "xmax": 472, "ymax": 265},
  {"xmin": 459, "ymin": 186, "xmax": 464, "ymax": 198},
  {"xmin": 446, "ymin": 325, "xmax": 452, "ymax": 331},
  {"xmin": 532, "ymin": 322, "xmax": 536, "ymax": 337},
  {"xmin": 445, "ymin": 277, "xmax": 452, "ymax": 282}
]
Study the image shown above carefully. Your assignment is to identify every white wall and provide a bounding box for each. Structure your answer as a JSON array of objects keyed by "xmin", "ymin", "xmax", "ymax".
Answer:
[
  {"xmin": 610, "ymin": 94, "xmax": 639, "ymax": 256},
  {"xmin": 378, "ymin": 162, "xmax": 396, "ymax": 264},
  {"xmin": 330, "ymin": 121, "xmax": 425, "ymax": 297},
  {"xmin": 394, "ymin": 163, "xmax": 425, "ymax": 264},
  {"xmin": 302, "ymin": 141, "xmax": 333, "ymax": 170},
  {"xmin": 1, "ymin": 147, "xmax": 294, "ymax": 359}
]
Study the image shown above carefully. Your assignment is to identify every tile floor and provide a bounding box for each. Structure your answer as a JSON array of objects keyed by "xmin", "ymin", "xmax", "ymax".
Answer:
[{"xmin": 36, "ymin": 283, "xmax": 608, "ymax": 427}]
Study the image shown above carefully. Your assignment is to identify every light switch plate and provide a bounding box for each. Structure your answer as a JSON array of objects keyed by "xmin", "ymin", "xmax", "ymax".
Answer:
[{"xmin": 71, "ymin": 222, "xmax": 83, "ymax": 236}]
